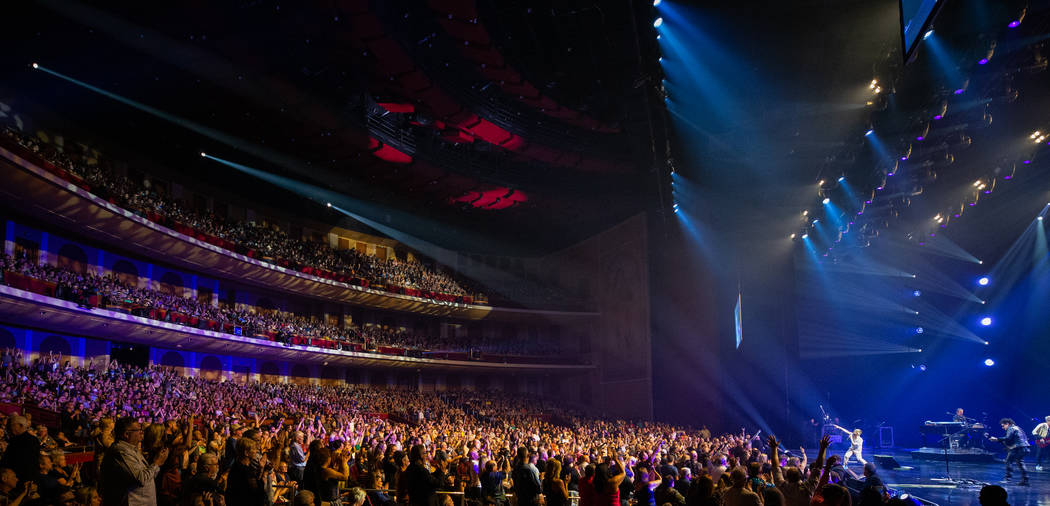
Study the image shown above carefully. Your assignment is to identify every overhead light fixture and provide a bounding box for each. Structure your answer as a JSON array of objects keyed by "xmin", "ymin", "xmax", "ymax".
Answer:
[
  {"xmin": 653, "ymin": 17, "xmax": 663, "ymax": 28},
  {"xmin": 923, "ymin": 29, "xmax": 934, "ymax": 39}
]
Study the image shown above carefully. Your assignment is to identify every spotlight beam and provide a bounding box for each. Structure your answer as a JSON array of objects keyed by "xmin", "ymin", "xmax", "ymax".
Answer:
[
  {"xmin": 201, "ymin": 154, "xmax": 550, "ymax": 308},
  {"xmin": 29, "ymin": 63, "xmax": 368, "ymax": 196}
]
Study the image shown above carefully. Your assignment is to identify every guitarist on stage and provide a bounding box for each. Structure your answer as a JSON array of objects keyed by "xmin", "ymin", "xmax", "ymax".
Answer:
[
  {"xmin": 988, "ymin": 418, "xmax": 1031, "ymax": 486},
  {"xmin": 1032, "ymin": 415, "xmax": 1050, "ymax": 471}
]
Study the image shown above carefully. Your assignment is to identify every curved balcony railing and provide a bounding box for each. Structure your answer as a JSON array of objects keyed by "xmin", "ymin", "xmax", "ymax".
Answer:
[
  {"xmin": 0, "ymin": 282, "xmax": 593, "ymax": 370},
  {"xmin": 1, "ymin": 140, "xmax": 599, "ymax": 322}
]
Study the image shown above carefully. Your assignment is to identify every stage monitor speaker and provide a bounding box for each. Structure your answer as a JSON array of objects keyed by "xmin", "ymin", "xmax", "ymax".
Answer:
[{"xmin": 872, "ymin": 455, "xmax": 902, "ymax": 470}]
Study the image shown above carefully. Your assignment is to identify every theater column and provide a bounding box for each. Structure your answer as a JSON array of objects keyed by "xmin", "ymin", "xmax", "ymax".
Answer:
[
  {"xmin": 4, "ymin": 220, "xmax": 15, "ymax": 257},
  {"xmin": 38, "ymin": 232, "xmax": 48, "ymax": 265}
]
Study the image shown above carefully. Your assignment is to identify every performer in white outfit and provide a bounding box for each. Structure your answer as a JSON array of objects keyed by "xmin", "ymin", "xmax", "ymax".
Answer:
[{"xmin": 832, "ymin": 424, "xmax": 867, "ymax": 466}]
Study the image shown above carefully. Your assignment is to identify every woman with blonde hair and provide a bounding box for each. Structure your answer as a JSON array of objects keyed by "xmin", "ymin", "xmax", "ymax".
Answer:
[{"xmin": 543, "ymin": 459, "xmax": 569, "ymax": 506}]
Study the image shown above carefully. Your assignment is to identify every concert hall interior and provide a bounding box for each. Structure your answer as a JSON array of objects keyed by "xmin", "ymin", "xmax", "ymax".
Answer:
[{"xmin": 1, "ymin": 0, "xmax": 1050, "ymax": 505}]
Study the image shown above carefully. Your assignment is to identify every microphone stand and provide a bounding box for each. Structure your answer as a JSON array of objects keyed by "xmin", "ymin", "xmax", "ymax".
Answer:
[{"xmin": 932, "ymin": 424, "xmax": 968, "ymax": 484}]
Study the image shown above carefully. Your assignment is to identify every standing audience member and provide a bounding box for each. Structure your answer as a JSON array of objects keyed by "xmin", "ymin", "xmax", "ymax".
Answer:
[
  {"xmin": 225, "ymin": 437, "xmax": 271, "ymax": 506},
  {"xmin": 511, "ymin": 447, "xmax": 542, "ymax": 506},
  {"xmin": 100, "ymin": 417, "xmax": 169, "ymax": 506}
]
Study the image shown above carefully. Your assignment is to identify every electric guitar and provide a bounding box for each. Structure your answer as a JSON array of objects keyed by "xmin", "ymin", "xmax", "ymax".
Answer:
[
  {"xmin": 1037, "ymin": 438, "xmax": 1050, "ymax": 448},
  {"xmin": 986, "ymin": 432, "xmax": 1029, "ymax": 451}
]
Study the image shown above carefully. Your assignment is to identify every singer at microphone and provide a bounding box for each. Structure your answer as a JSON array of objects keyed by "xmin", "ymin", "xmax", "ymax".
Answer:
[{"xmin": 952, "ymin": 408, "xmax": 972, "ymax": 424}]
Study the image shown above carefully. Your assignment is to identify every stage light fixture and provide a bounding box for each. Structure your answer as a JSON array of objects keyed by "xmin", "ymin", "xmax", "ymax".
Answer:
[
  {"xmin": 801, "ymin": 233, "xmax": 809, "ymax": 239},
  {"xmin": 31, "ymin": 63, "xmax": 38, "ymax": 69},
  {"xmin": 980, "ymin": 317, "xmax": 992, "ymax": 326},
  {"xmin": 915, "ymin": 327, "xmax": 924, "ymax": 334},
  {"xmin": 200, "ymin": 152, "xmax": 206, "ymax": 157},
  {"xmin": 326, "ymin": 202, "xmax": 332, "ymax": 207},
  {"xmin": 919, "ymin": 364, "xmax": 927, "ymax": 372},
  {"xmin": 984, "ymin": 358, "xmax": 995, "ymax": 366},
  {"xmin": 984, "ymin": 341, "xmax": 989, "ymax": 345},
  {"xmin": 978, "ymin": 276, "xmax": 989, "ymax": 286},
  {"xmin": 916, "ymin": 136, "xmax": 924, "ymax": 141},
  {"xmin": 978, "ymin": 58, "xmax": 989, "ymax": 65},
  {"xmin": 978, "ymin": 260, "xmax": 983, "ymax": 265},
  {"xmin": 822, "ymin": 198, "xmax": 830, "ymax": 205},
  {"xmin": 864, "ymin": 129, "xmax": 874, "ymax": 136},
  {"xmin": 1008, "ymin": 20, "xmax": 1021, "ymax": 28},
  {"xmin": 790, "ymin": 233, "xmax": 796, "ymax": 239},
  {"xmin": 923, "ymin": 30, "xmax": 934, "ymax": 39},
  {"xmin": 933, "ymin": 114, "xmax": 942, "ymax": 120},
  {"xmin": 913, "ymin": 290, "xmax": 921, "ymax": 297},
  {"xmin": 653, "ymin": 17, "xmax": 663, "ymax": 27},
  {"xmin": 653, "ymin": 0, "xmax": 661, "ymax": 5},
  {"xmin": 838, "ymin": 176, "xmax": 845, "ymax": 182}
]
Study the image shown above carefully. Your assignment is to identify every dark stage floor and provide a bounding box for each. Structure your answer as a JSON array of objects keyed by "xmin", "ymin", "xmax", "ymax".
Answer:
[{"xmin": 827, "ymin": 448, "xmax": 1049, "ymax": 505}]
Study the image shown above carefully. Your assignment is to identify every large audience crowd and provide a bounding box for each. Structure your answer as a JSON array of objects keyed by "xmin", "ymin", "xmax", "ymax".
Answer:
[
  {"xmin": 0, "ymin": 355, "xmax": 981, "ymax": 506},
  {"xmin": 2, "ymin": 128, "xmax": 483, "ymax": 302},
  {"xmin": 0, "ymin": 254, "xmax": 564, "ymax": 357}
]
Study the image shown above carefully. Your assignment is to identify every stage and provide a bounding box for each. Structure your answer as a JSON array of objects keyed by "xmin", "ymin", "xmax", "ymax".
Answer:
[{"xmin": 822, "ymin": 448, "xmax": 1049, "ymax": 505}]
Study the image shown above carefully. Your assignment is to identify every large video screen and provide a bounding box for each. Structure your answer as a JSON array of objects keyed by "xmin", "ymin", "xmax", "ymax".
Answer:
[{"xmin": 900, "ymin": 0, "xmax": 942, "ymax": 62}]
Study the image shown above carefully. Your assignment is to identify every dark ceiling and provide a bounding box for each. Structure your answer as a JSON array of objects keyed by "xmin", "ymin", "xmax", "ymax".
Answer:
[
  {"xmin": 1, "ymin": 0, "xmax": 663, "ymax": 254},
  {"xmin": 3, "ymin": 0, "xmax": 1047, "ymax": 261},
  {"xmin": 657, "ymin": 0, "xmax": 1048, "ymax": 267}
]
